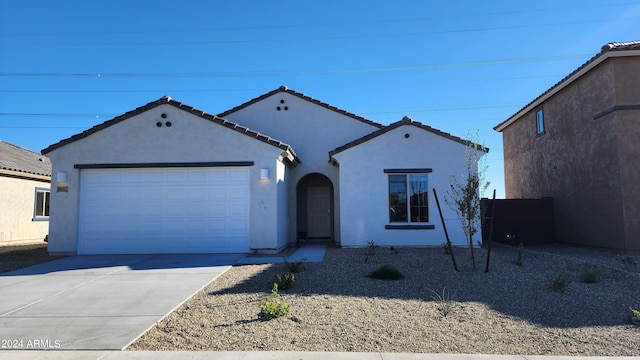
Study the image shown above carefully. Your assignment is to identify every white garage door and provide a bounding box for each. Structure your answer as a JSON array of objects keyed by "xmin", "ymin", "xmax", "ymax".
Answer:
[{"xmin": 78, "ymin": 167, "xmax": 250, "ymax": 254}]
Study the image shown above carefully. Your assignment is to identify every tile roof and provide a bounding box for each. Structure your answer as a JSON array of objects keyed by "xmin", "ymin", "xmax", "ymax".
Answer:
[
  {"xmin": 0, "ymin": 140, "xmax": 52, "ymax": 178},
  {"xmin": 217, "ymin": 86, "xmax": 384, "ymax": 128},
  {"xmin": 41, "ymin": 97, "xmax": 299, "ymax": 165},
  {"xmin": 329, "ymin": 116, "xmax": 488, "ymax": 158},
  {"xmin": 495, "ymin": 40, "xmax": 640, "ymax": 131}
]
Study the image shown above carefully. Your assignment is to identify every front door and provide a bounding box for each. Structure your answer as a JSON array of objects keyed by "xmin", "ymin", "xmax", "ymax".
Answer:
[{"xmin": 307, "ymin": 187, "xmax": 331, "ymax": 238}]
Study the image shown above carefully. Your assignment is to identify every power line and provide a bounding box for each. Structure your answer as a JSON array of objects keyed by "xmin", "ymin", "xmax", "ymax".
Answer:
[
  {"xmin": 0, "ymin": 2, "xmax": 634, "ymax": 38},
  {"xmin": 0, "ymin": 54, "xmax": 590, "ymax": 78}
]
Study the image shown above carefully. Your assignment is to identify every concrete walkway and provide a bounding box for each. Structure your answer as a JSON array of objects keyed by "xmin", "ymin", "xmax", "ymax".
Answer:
[
  {"xmin": 0, "ymin": 351, "xmax": 635, "ymax": 359},
  {"xmin": 236, "ymin": 244, "xmax": 327, "ymax": 265},
  {"xmin": 0, "ymin": 253, "xmax": 244, "ymax": 350}
]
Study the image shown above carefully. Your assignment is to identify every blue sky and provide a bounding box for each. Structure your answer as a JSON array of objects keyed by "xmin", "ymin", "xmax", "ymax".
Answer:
[{"xmin": 1, "ymin": 1, "xmax": 639, "ymax": 198}]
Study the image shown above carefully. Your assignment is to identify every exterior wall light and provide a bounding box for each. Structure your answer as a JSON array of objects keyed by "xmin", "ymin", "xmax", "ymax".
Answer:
[
  {"xmin": 260, "ymin": 168, "xmax": 270, "ymax": 181},
  {"xmin": 57, "ymin": 171, "xmax": 68, "ymax": 192}
]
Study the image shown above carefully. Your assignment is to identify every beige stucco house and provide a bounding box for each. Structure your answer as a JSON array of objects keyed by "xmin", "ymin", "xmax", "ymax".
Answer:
[
  {"xmin": 495, "ymin": 41, "xmax": 640, "ymax": 252},
  {"xmin": 0, "ymin": 141, "xmax": 51, "ymax": 245},
  {"xmin": 43, "ymin": 87, "xmax": 486, "ymax": 255}
]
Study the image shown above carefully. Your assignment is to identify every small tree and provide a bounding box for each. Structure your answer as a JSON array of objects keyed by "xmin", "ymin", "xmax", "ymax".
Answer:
[{"xmin": 445, "ymin": 130, "xmax": 489, "ymax": 271}]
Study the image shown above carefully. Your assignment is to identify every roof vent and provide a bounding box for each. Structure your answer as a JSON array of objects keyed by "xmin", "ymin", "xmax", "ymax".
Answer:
[
  {"xmin": 402, "ymin": 116, "xmax": 413, "ymax": 123},
  {"xmin": 279, "ymin": 85, "xmax": 288, "ymax": 91}
]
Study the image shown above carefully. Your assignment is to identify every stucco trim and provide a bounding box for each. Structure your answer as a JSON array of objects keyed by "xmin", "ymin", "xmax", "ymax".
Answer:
[
  {"xmin": 495, "ymin": 43, "xmax": 640, "ymax": 132},
  {"xmin": 74, "ymin": 162, "xmax": 254, "ymax": 169},
  {"xmin": 384, "ymin": 168, "xmax": 433, "ymax": 174},
  {"xmin": 592, "ymin": 104, "xmax": 640, "ymax": 120},
  {"xmin": 385, "ymin": 225, "xmax": 436, "ymax": 230}
]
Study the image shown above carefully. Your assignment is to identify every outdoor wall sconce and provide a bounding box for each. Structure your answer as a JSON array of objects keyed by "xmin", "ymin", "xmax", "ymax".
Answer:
[
  {"xmin": 57, "ymin": 171, "xmax": 68, "ymax": 192},
  {"xmin": 260, "ymin": 168, "xmax": 270, "ymax": 181}
]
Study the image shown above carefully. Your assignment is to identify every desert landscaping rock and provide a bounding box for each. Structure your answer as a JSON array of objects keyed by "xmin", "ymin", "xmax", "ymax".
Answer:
[{"xmin": 128, "ymin": 245, "xmax": 640, "ymax": 356}]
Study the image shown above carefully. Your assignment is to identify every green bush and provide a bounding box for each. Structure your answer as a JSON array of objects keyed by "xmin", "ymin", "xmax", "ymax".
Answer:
[
  {"xmin": 581, "ymin": 263, "xmax": 598, "ymax": 283},
  {"xmin": 368, "ymin": 265, "xmax": 404, "ymax": 280},
  {"xmin": 513, "ymin": 243, "xmax": 524, "ymax": 266},
  {"xmin": 275, "ymin": 273, "xmax": 295, "ymax": 290},
  {"xmin": 548, "ymin": 270, "xmax": 571, "ymax": 293},
  {"xmin": 260, "ymin": 283, "xmax": 290, "ymax": 319},
  {"xmin": 630, "ymin": 307, "xmax": 640, "ymax": 326},
  {"xmin": 283, "ymin": 257, "xmax": 306, "ymax": 273},
  {"xmin": 430, "ymin": 288, "xmax": 454, "ymax": 317}
]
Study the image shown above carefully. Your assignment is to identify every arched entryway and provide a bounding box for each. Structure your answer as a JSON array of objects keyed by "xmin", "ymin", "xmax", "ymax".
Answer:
[{"xmin": 296, "ymin": 173, "xmax": 334, "ymax": 242}]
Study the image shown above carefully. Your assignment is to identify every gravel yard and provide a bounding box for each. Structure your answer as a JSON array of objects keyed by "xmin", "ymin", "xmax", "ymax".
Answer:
[
  {"xmin": 128, "ymin": 244, "xmax": 640, "ymax": 356},
  {"xmin": 0, "ymin": 242, "xmax": 61, "ymax": 274}
]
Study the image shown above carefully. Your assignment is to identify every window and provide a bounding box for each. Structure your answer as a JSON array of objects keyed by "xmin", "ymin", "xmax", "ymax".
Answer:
[
  {"xmin": 34, "ymin": 188, "xmax": 50, "ymax": 220},
  {"xmin": 536, "ymin": 109, "xmax": 545, "ymax": 135},
  {"xmin": 388, "ymin": 173, "xmax": 429, "ymax": 223}
]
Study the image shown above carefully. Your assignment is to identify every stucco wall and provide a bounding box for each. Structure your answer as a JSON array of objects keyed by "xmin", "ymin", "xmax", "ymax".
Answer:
[
  {"xmin": 502, "ymin": 56, "xmax": 640, "ymax": 251},
  {"xmin": 45, "ymin": 104, "xmax": 288, "ymax": 255},
  {"xmin": 223, "ymin": 92, "xmax": 380, "ymax": 244},
  {"xmin": 0, "ymin": 175, "xmax": 50, "ymax": 245},
  {"xmin": 332, "ymin": 124, "xmax": 482, "ymax": 247}
]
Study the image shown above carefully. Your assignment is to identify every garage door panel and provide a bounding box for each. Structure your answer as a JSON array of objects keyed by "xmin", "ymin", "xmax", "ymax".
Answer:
[{"xmin": 78, "ymin": 167, "xmax": 250, "ymax": 254}]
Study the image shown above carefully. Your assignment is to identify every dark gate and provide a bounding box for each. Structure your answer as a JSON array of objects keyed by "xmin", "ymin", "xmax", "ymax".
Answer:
[{"xmin": 481, "ymin": 197, "xmax": 554, "ymax": 246}]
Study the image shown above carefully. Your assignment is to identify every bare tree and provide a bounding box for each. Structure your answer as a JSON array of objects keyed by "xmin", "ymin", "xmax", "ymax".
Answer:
[{"xmin": 445, "ymin": 130, "xmax": 489, "ymax": 271}]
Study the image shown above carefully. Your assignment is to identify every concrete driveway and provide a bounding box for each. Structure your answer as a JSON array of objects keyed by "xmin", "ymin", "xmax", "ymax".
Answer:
[{"xmin": 0, "ymin": 253, "xmax": 245, "ymax": 350}]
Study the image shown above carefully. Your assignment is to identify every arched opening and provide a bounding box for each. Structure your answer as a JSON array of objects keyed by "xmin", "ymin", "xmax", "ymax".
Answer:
[{"xmin": 296, "ymin": 173, "xmax": 334, "ymax": 242}]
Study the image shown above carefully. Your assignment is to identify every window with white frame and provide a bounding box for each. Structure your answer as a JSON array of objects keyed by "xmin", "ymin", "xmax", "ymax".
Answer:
[
  {"xmin": 34, "ymin": 188, "xmax": 50, "ymax": 220},
  {"xmin": 387, "ymin": 170, "xmax": 430, "ymax": 223},
  {"xmin": 536, "ymin": 109, "xmax": 545, "ymax": 135}
]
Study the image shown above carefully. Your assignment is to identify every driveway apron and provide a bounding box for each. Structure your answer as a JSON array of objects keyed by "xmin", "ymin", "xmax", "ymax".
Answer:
[{"xmin": 0, "ymin": 253, "xmax": 244, "ymax": 350}]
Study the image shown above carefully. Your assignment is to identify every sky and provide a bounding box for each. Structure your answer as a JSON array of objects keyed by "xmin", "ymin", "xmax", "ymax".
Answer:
[{"xmin": 1, "ymin": 1, "xmax": 639, "ymax": 198}]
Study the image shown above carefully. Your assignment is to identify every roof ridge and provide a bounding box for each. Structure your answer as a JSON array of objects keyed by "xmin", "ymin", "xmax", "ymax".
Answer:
[
  {"xmin": 217, "ymin": 86, "xmax": 384, "ymax": 129},
  {"xmin": 0, "ymin": 140, "xmax": 46, "ymax": 157},
  {"xmin": 41, "ymin": 97, "xmax": 299, "ymax": 164},
  {"xmin": 329, "ymin": 117, "xmax": 488, "ymax": 157},
  {"xmin": 496, "ymin": 40, "xmax": 640, "ymax": 131}
]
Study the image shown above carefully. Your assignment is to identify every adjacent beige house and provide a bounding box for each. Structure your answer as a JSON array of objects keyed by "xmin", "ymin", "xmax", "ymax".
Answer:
[
  {"xmin": 495, "ymin": 41, "xmax": 640, "ymax": 252},
  {"xmin": 0, "ymin": 141, "xmax": 52, "ymax": 245}
]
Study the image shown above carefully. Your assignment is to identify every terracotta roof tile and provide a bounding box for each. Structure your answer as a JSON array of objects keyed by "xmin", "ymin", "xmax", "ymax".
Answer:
[
  {"xmin": 0, "ymin": 140, "xmax": 52, "ymax": 178},
  {"xmin": 41, "ymin": 97, "xmax": 299, "ymax": 165},
  {"xmin": 218, "ymin": 86, "xmax": 384, "ymax": 128},
  {"xmin": 329, "ymin": 116, "xmax": 488, "ymax": 158}
]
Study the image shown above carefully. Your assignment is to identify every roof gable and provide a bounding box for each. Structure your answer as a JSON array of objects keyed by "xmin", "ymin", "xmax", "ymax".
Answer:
[
  {"xmin": 495, "ymin": 40, "xmax": 640, "ymax": 132},
  {"xmin": 0, "ymin": 140, "xmax": 51, "ymax": 178},
  {"xmin": 41, "ymin": 96, "xmax": 299, "ymax": 164},
  {"xmin": 329, "ymin": 116, "xmax": 488, "ymax": 158},
  {"xmin": 218, "ymin": 86, "xmax": 384, "ymax": 129}
]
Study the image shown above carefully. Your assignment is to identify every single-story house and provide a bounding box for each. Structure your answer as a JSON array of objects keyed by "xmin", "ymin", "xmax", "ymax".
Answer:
[
  {"xmin": 42, "ymin": 86, "xmax": 487, "ymax": 255},
  {"xmin": 0, "ymin": 140, "xmax": 52, "ymax": 245},
  {"xmin": 494, "ymin": 41, "xmax": 640, "ymax": 252}
]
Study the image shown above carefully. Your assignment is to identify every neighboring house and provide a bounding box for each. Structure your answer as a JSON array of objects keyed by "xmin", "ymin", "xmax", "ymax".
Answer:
[
  {"xmin": 0, "ymin": 140, "xmax": 52, "ymax": 245},
  {"xmin": 43, "ymin": 86, "xmax": 487, "ymax": 255},
  {"xmin": 494, "ymin": 41, "xmax": 640, "ymax": 252}
]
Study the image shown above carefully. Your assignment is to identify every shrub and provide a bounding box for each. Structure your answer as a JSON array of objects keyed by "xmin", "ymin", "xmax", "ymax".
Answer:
[
  {"xmin": 630, "ymin": 306, "xmax": 640, "ymax": 326},
  {"xmin": 275, "ymin": 273, "xmax": 295, "ymax": 290},
  {"xmin": 441, "ymin": 242, "xmax": 452, "ymax": 255},
  {"xmin": 581, "ymin": 263, "xmax": 598, "ymax": 283},
  {"xmin": 283, "ymin": 257, "xmax": 306, "ymax": 273},
  {"xmin": 260, "ymin": 283, "xmax": 290, "ymax": 319},
  {"xmin": 368, "ymin": 265, "xmax": 404, "ymax": 280},
  {"xmin": 513, "ymin": 243, "xmax": 524, "ymax": 266},
  {"xmin": 620, "ymin": 256, "xmax": 637, "ymax": 271},
  {"xmin": 430, "ymin": 288, "xmax": 454, "ymax": 317},
  {"xmin": 366, "ymin": 239, "xmax": 379, "ymax": 255},
  {"xmin": 548, "ymin": 269, "xmax": 571, "ymax": 293}
]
